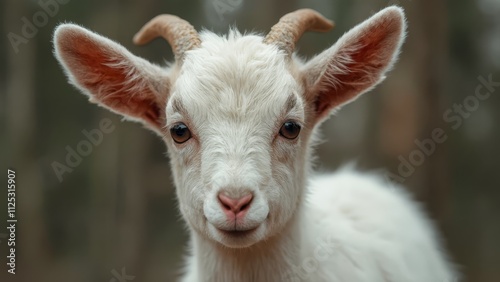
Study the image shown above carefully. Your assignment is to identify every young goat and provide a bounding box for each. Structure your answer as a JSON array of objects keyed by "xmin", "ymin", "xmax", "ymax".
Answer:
[{"xmin": 54, "ymin": 6, "xmax": 458, "ymax": 282}]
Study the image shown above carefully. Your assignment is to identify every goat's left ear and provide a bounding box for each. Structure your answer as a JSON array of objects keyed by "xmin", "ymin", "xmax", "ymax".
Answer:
[{"xmin": 302, "ymin": 6, "xmax": 406, "ymax": 123}]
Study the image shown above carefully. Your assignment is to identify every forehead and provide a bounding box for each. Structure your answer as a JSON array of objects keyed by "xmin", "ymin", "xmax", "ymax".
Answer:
[{"xmin": 169, "ymin": 30, "xmax": 303, "ymax": 121}]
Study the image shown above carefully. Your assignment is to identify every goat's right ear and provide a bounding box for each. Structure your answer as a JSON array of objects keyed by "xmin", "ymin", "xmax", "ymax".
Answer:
[
  {"xmin": 301, "ymin": 6, "xmax": 406, "ymax": 124},
  {"xmin": 53, "ymin": 24, "xmax": 170, "ymax": 136}
]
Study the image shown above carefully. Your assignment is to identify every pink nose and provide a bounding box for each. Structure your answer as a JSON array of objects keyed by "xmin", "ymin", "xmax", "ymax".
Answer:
[{"xmin": 218, "ymin": 192, "xmax": 253, "ymax": 220}]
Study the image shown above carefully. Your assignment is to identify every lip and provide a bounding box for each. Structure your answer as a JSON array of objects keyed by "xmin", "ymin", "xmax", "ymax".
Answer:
[{"xmin": 217, "ymin": 227, "xmax": 258, "ymax": 238}]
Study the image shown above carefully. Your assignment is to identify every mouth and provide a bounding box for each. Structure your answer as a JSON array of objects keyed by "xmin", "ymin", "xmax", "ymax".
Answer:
[
  {"xmin": 217, "ymin": 227, "xmax": 258, "ymax": 238},
  {"xmin": 208, "ymin": 222, "xmax": 265, "ymax": 248}
]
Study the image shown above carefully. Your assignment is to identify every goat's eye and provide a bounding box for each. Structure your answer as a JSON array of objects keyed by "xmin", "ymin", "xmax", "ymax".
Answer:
[
  {"xmin": 170, "ymin": 123, "xmax": 191, "ymax": 144},
  {"xmin": 279, "ymin": 121, "xmax": 301, "ymax": 140}
]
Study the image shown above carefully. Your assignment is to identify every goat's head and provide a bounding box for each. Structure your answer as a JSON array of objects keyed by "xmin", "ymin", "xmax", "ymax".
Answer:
[{"xmin": 54, "ymin": 7, "xmax": 405, "ymax": 248}]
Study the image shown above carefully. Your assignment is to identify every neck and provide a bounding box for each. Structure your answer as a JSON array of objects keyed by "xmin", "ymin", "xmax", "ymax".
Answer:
[{"xmin": 187, "ymin": 209, "xmax": 304, "ymax": 282}]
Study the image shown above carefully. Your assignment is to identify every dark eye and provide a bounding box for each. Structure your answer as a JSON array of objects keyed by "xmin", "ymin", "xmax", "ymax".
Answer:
[
  {"xmin": 279, "ymin": 121, "xmax": 301, "ymax": 140},
  {"xmin": 170, "ymin": 123, "xmax": 191, "ymax": 144}
]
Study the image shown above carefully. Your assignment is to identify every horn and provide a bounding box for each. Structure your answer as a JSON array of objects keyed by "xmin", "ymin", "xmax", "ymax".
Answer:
[
  {"xmin": 264, "ymin": 9, "xmax": 334, "ymax": 55},
  {"xmin": 133, "ymin": 14, "xmax": 201, "ymax": 60}
]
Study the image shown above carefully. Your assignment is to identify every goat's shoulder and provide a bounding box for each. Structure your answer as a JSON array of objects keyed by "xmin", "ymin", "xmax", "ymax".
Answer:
[
  {"xmin": 301, "ymin": 167, "xmax": 456, "ymax": 281},
  {"xmin": 305, "ymin": 167, "xmax": 430, "ymax": 236}
]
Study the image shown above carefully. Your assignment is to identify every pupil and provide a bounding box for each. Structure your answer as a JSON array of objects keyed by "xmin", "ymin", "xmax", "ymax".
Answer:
[
  {"xmin": 286, "ymin": 122, "xmax": 296, "ymax": 132},
  {"xmin": 175, "ymin": 125, "xmax": 186, "ymax": 136}
]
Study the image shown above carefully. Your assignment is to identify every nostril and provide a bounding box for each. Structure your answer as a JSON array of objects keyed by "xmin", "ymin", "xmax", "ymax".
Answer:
[
  {"xmin": 239, "ymin": 195, "xmax": 253, "ymax": 212},
  {"xmin": 218, "ymin": 194, "xmax": 234, "ymax": 212},
  {"xmin": 241, "ymin": 203, "xmax": 249, "ymax": 211},
  {"xmin": 218, "ymin": 192, "xmax": 253, "ymax": 215},
  {"xmin": 221, "ymin": 202, "xmax": 232, "ymax": 212}
]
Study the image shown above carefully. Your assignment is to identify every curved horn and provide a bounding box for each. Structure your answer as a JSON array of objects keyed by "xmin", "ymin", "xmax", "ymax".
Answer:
[
  {"xmin": 133, "ymin": 14, "xmax": 201, "ymax": 60},
  {"xmin": 264, "ymin": 9, "xmax": 334, "ymax": 55}
]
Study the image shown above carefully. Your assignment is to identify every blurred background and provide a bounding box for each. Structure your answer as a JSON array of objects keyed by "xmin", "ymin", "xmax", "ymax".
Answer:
[{"xmin": 1, "ymin": 0, "xmax": 499, "ymax": 281}]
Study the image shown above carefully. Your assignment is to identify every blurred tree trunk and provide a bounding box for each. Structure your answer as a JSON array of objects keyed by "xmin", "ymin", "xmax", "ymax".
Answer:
[
  {"xmin": 4, "ymin": 1, "xmax": 50, "ymax": 281},
  {"xmin": 379, "ymin": 0, "xmax": 451, "ymax": 223},
  {"xmin": 415, "ymin": 0, "xmax": 451, "ymax": 224},
  {"xmin": 87, "ymin": 2, "xmax": 157, "ymax": 281}
]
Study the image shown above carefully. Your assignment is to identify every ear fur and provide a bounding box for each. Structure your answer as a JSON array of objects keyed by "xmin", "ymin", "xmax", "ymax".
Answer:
[
  {"xmin": 302, "ymin": 6, "xmax": 406, "ymax": 123},
  {"xmin": 53, "ymin": 24, "xmax": 170, "ymax": 136}
]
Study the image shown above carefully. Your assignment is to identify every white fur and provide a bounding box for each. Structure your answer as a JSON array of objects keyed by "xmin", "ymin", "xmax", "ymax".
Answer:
[
  {"xmin": 169, "ymin": 15, "xmax": 457, "ymax": 281},
  {"xmin": 180, "ymin": 168, "xmax": 457, "ymax": 282},
  {"xmin": 53, "ymin": 6, "xmax": 459, "ymax": 282}
]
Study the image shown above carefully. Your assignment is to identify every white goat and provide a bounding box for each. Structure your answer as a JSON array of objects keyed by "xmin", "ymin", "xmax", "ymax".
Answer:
[{"xmin": 54, "ymin": 6, "xmax": 458, "ymax": 282}]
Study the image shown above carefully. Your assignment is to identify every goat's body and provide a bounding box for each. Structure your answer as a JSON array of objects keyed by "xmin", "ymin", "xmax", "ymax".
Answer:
[
  {"xmin": 182, "ymin": 169, "xmax": 456, "ymax": 282},
  {"xmin": 303, "ymin": 170, "xmax": 455, "ymax": 282}
]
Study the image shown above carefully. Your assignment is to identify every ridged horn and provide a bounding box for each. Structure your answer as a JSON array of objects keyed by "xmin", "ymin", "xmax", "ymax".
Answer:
[
  {"xmin": 264, "ymin": 9, "xmax": 334, "ymax": 55},
  {"xmin": 133, "ymin": 14, "xmax": 201, "ymax": 60}
]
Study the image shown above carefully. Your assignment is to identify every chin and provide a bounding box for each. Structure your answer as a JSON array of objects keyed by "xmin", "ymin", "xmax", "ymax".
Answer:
[{"xmin": 207, "ymin": 223, "xmax": 267, "ymax": 248}]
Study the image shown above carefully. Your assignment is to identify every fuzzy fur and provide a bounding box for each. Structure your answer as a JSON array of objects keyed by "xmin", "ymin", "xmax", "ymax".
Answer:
[{"xmin": 53, "ymin": 6, "xmax": 458, "ymax": 282}]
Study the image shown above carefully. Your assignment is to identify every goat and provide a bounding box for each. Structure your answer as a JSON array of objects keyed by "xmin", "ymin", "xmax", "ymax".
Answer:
[{"xmin": 53, "ymin": 6, "xmax": 458, "ymax": 282}]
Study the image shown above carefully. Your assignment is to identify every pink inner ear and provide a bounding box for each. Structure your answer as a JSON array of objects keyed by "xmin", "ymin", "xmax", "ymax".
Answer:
[
  {"xmin": 311, "ymin": 10, "xmax": 403, "ymax": 121},
  {"xmin": 57, "ymin": 28, "xmax": 165, "ymax": 130}
]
